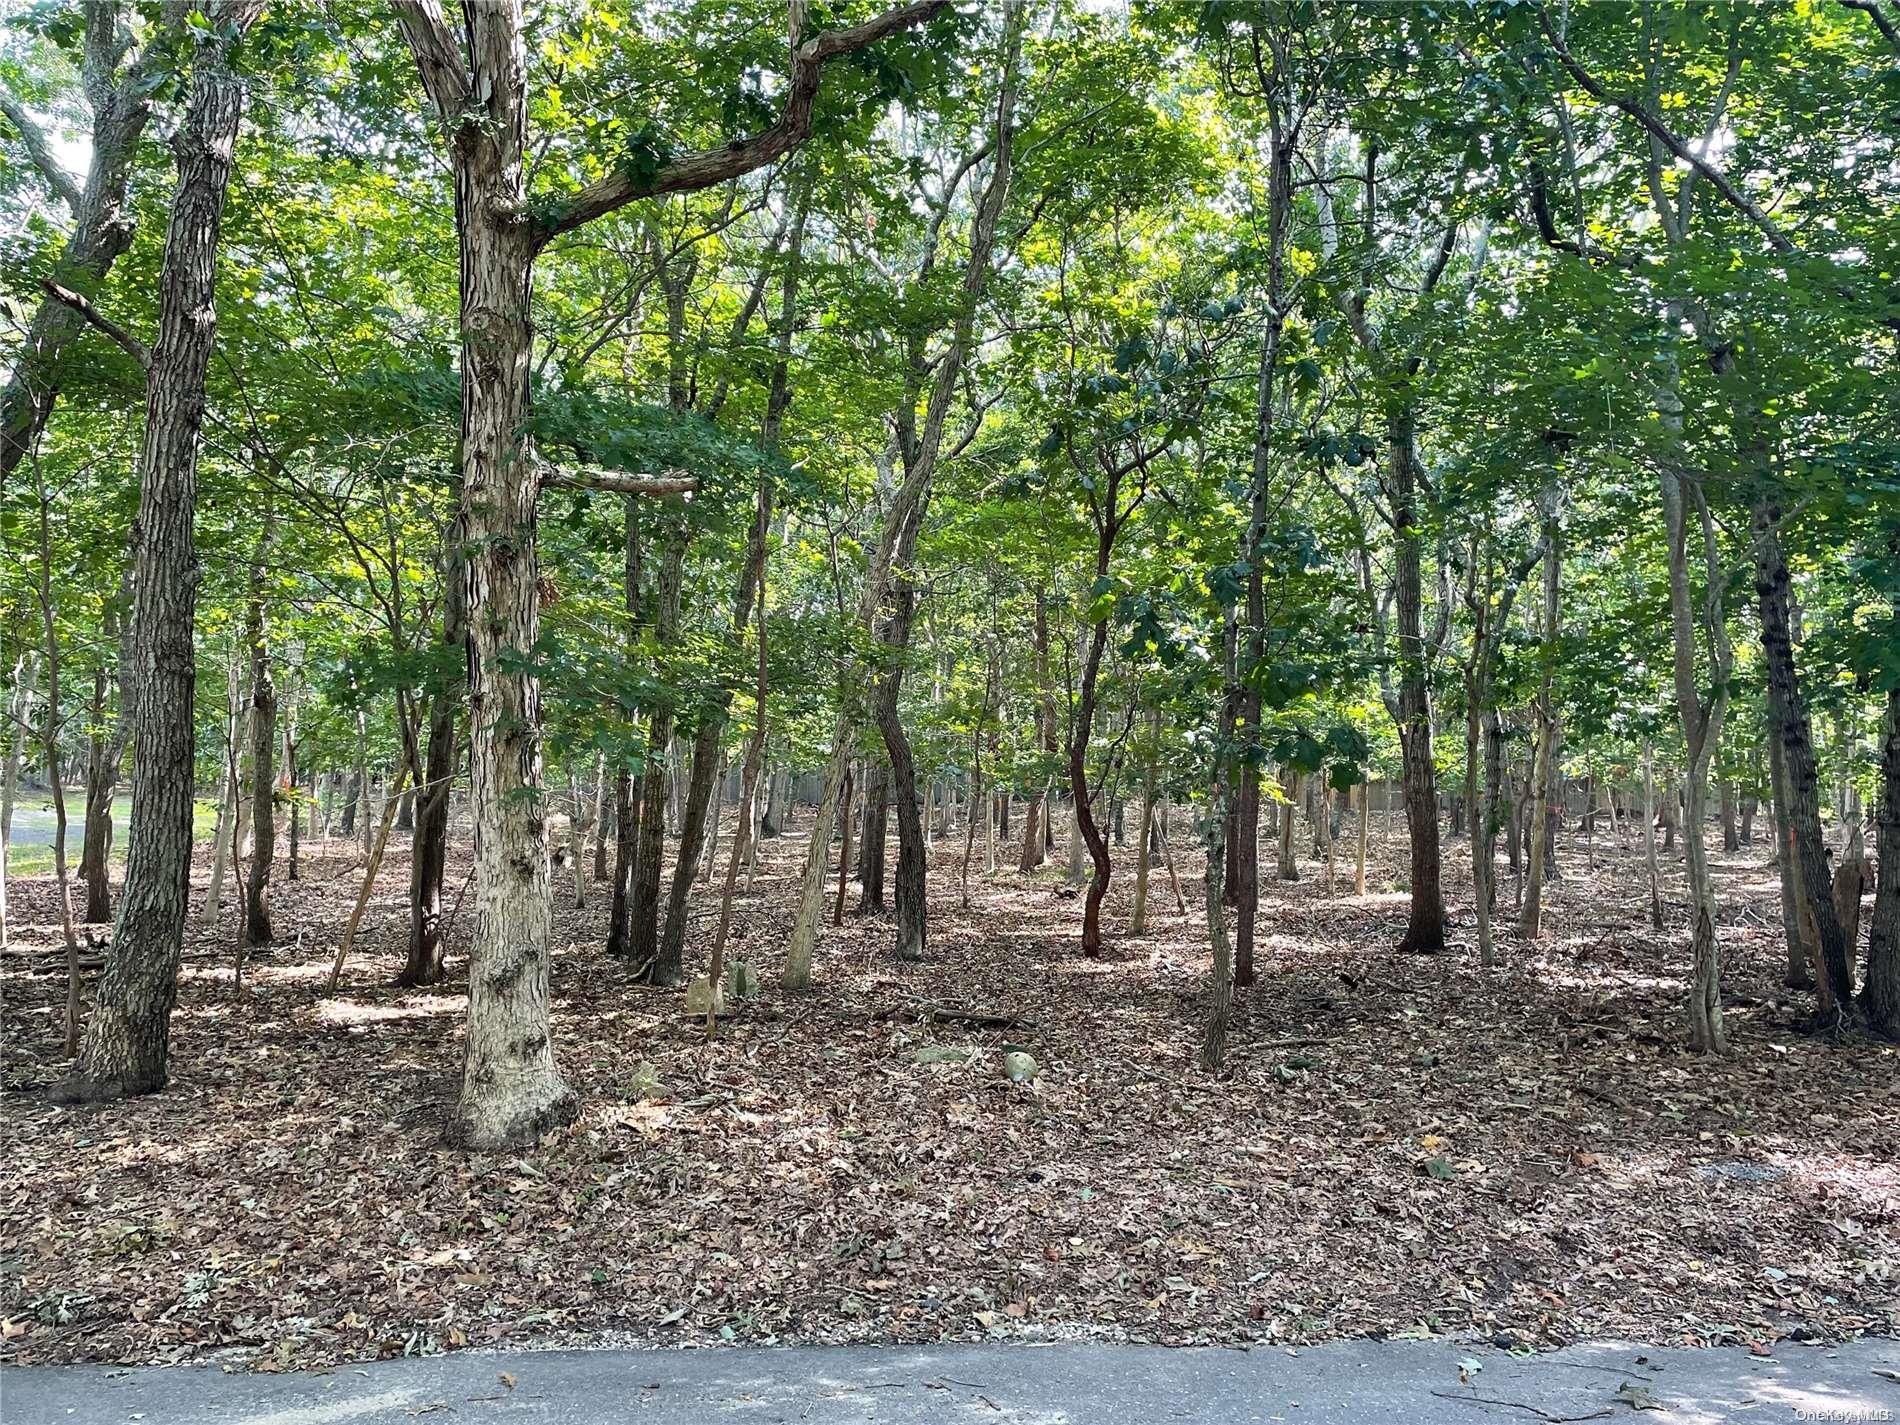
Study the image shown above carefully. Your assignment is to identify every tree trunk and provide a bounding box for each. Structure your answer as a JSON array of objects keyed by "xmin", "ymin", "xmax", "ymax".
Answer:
[
  {"xmin": 1642, "ymin": 740, "xmax": 1664, "ymax": 932},
  {"xmin": 858, "ymin": 760, "xmax": 888, "ymax": 911},
  {"xmin": 1768, "ymin": 731, "xmax": 1814, "ymax": 989},
  {"xmin": 1354, "ymin": 780, "xmax": 1369, "ymax": 899},
  {"xmin": 56, "ymin": 4, "xmax": 262, "ymax": 1102},
  {"xmin": 203, "ymin": 648, "xmax": 242, "ymax": 923},
  {"xmin": 834, "ymin": 764, "xmax": 857, "ymax": 925},
  {"xmin": 78, "ymin": 664, "xmax": 115, "ymax": 924},
  {"xmin": 33, "ymin": 472, "xmax": 84, "ymax": 1054},
  {"xmin": 631, "ymin": 536, "xmax": 686, "ymax": 982},
  {"xmin": 1130, "ymin": 708, "xmax": 1158, "ymax": 935},
  {"xmin": 1390, "ymin": 406, "xmax": 1445, "ymax": 954},
  {"xmin": 1475, "ymin": 707, "xmax": 1504, "ymax": 968},
  {"xmin": 872, "ymin": 511, "xmax": 928, "ymax": 961},
  {"xmin": 392, "ymin": 0, "xmax": 576, "ymax": 1147},
  {"xmin": 1520, "ymin": 503, "xmax": 1560, "ymax": 938},
  {"xmin": 1070, "ymin": 534, "xmax": 1116, "ymax": 958},
  {"xmin": 1753, "ymin": 495, "xmax": 1854, "ymax": 1014},
  {"xmin": 592, "ymin": 756, "xmax": 611, "ymax": 881},
  {"xmin": 1659, "ymin": 454, "xmax": 1729, "ymax": 1055},
  {"xmin": 0, "ymin": 654, "xmax": 40, "ymax": 951},
  {"xmin": 241, "ymin": 528, "xmax": 276, "ymax": 949},
  {"xmin": 284, "ymin": 716, "xmax": 300, "ymax": 882},
  {"xmin": 0, "ymin": 10, "xmax": 165, "ymax": 488},
  {"xmin": 1018, "ymin": 588, "xmax": 1053, "ymax": 871},
  {"xmin": 402, "ymin": 539, "xmax": 465, "ymax": 988},
  {"xmin": 1862, "ymin": 687, "xmax": 1899, "ymax": 1038},
  {"xmin": 1719, "ymin": 779, "xmax": 1738, "ymax": 853}
]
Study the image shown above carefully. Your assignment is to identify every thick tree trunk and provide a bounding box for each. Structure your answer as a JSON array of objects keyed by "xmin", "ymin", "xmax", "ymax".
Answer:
[
  {"xmin": 393, "ymin": 0, "xmax": 575, "ymax": 1147},
  {"xmin": 338, "ymin": 769, "xmax": 360, "ymax": 837},
  {"xmin": 1753, "ymin": 496, "xmax": 1854, "ymax": 1014},
  {"xmin": 1768, "ymin": 732, "xmax": 1814, "ymax": 989},
  {"xmin": 1863, "ymin": 688, "xmax": 1899, "ymax": 1038},
  {"xmin": 55, "ymin": 5, "xmax": 261, "ymax": 1102},
  {"xmin": 762, "ymin": 765, "xmax": 788, "ymax": 837}
]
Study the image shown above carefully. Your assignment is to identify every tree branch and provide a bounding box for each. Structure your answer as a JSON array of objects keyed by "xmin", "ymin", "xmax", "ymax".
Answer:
[
  {"xmin": 539, "ymin": 467, "xmax": 698, "ymax": 498},
  {"xmin": 0, "ymin": 91, "xmax": 82, "ymax": 211},
  {"xmin": 534, "ymin": 0, "xmax": 948, "ymax": 246},
  {"xmin": 40, "ymin": 280, "xmax": 150, "ymax": 371},
  {"xmin": 391, "ymin": 0, "xmax": 470, "ymax": 123},
  {"xmin": 1539, "ymin": 9, "xmax": 1797, "ymax": 255},
  {"xmin": 1842, "ymin": 0, "xmax": 1900, "ymax": 55}
]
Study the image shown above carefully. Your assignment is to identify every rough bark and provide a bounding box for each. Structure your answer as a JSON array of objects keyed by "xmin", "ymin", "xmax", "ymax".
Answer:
[
  {"xmin": 1390, "ymin": 406, "xmax": 1446, "ymax": 954},
  {"xmin": 395, "ymin": 0, "xmax": 574, "ymax": 1147},
  {"xmin": 1769, "ymin": 732, "xmax": 1814, "ymax": 989},
  {"xmin": 1863, "ymin": 687, "xmax": 1899, "ymax": 1038},
  {"xmin": 55, "ymin": 3, "xmax": 262, "ymax": 1102},
  {"xmin": 1753, "ymin": 495, "xmax": 1854, "ymax": 1015}
]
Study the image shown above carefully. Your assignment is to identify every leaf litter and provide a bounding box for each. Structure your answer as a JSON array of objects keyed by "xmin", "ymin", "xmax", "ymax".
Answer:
[{"xmin": 0, "ymin": 813, "xmax": 1893, "ymax": 1369}]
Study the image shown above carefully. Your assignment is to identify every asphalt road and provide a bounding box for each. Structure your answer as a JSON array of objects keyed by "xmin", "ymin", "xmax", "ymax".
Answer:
[{"xmin": 2, "ymin": 1337, "xmax": 1896, "ymax": 1425}]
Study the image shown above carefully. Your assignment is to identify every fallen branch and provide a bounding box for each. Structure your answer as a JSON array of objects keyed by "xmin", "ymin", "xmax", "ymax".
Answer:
[{"xmin": 875, "ymin": 997, "xmax": 1036, "ymax": 1030}]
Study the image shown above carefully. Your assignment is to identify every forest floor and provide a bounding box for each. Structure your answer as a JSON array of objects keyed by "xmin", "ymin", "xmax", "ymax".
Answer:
[{"xmin": 1, "ymin": 809, "xmax": 1895, "ymax": 1371}]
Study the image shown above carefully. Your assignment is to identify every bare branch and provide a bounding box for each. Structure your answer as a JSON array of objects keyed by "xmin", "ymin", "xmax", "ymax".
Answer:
[{"xmin": 40, "ymin": 279, "xmax": 150, "ymax": 371}]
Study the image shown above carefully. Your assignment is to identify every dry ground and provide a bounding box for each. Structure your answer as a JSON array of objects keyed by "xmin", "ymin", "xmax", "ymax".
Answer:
[{"xmin": 1, "ymin": 807, "xmax": 1894, "ymax": 1370}]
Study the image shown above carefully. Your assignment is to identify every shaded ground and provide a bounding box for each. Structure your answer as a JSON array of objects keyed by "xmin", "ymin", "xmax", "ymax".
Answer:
[
  {"xmin": 4, "ymin": 1337, "xmax": 1896, "ymax": 1425},
  {"xmin": 1, "ymin": 809, "xmax": 1895, "ymax": 1370}
]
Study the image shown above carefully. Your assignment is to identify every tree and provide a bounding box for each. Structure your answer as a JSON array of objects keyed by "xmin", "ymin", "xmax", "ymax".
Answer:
[
  {"xmin": 55, "ymin": 0, "xmax": 268, "ymax": 1102},
  {"xmin": 391, "ymin": 0, "xmax": 949, "ymax": 1144}
]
